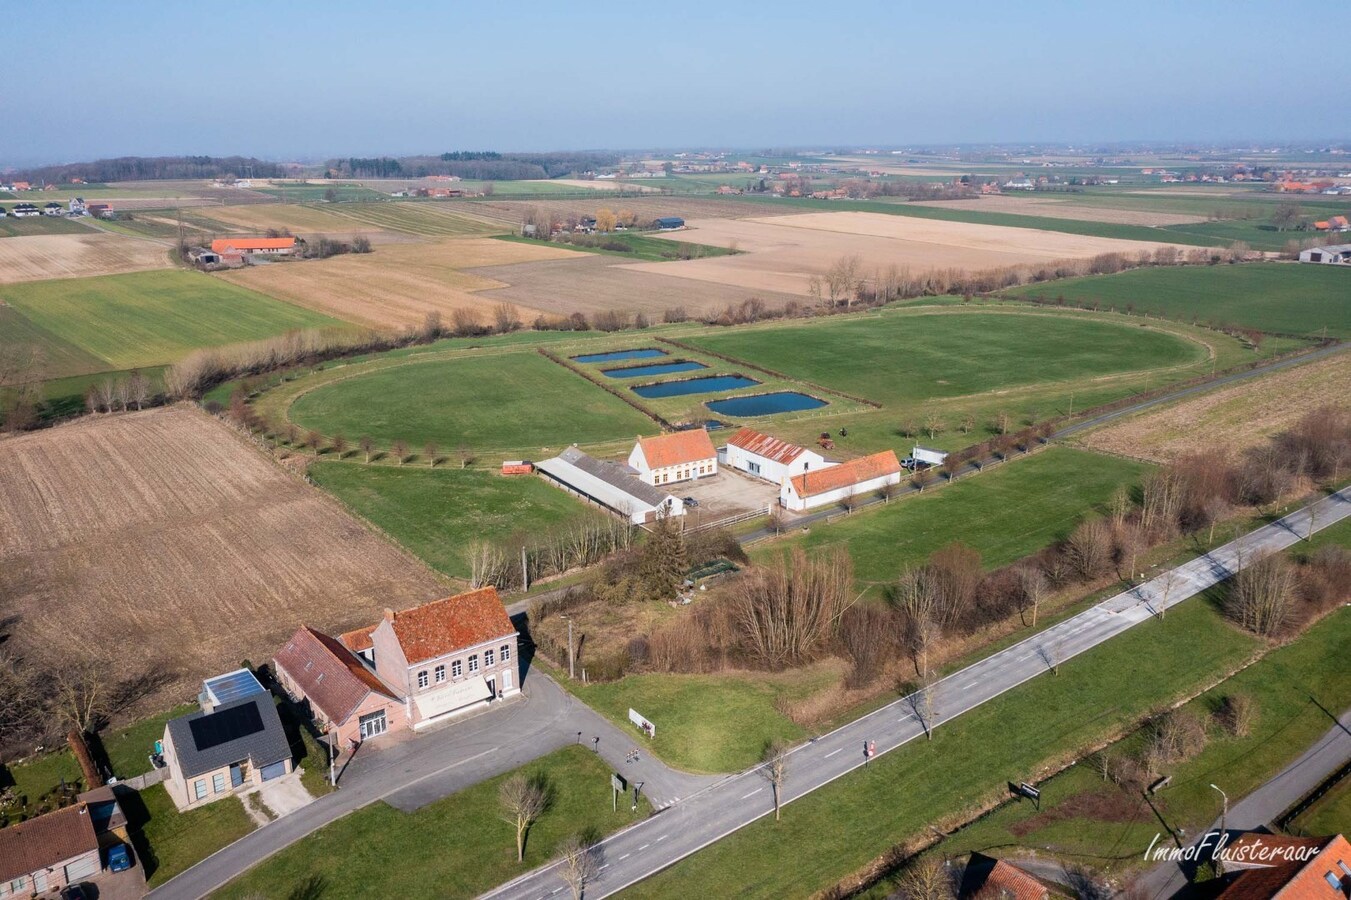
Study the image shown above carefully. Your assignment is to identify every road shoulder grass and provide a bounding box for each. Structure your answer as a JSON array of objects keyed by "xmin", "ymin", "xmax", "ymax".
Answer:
[{"xmin": 212, "ymin": 744, "xmax": 649, "ymax": 899}]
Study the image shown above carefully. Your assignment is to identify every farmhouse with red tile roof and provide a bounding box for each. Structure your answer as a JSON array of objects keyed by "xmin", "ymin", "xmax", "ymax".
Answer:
[
  {"xmin": 724, "ymin": 427, "xmax": 828, "ymax": 486},
  {"xmin": 368, "ymin": 587, "xmax": 520, "ymax": 731},
  {"xmin": 782, "ymin": 450, "xmax": 901, "ymax": 512},
  {"xmin": 274, "ymin": 626, "xmax": 408, "ymax": 748},
  {"xmin": 628, "ymin": 430, "xmax": 718, "ymax": 486},
  {"xmin": 958, "ymin": 854, "xmax": 1050, "ymax": 900},
  {"xmin": 210, "ymin": 236, "xmax": 298, "ymax": 255},
  {"xmin": 1213, "ymin": 833, "xmax": 1350, "ymax": 900}
]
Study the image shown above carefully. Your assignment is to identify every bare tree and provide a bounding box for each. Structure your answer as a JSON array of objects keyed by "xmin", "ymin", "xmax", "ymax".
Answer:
[
  {"xmin": 95, "ymin": 378, "xmax": 116, "ymax": 413},
  {"xmin": 468, "ymin": 541, "xmax": 505, "ymax": 589},
  {"xmin": 391, "ymin": 439, "xmax": 409, "ymax": 466},
  {"xmin": 912, "ymin": 668, "xmax": 939, "ymax": 740},
  {"xmin": 911, "ymin": 467, "xmax": 934, "ymax": 493},
  {"xmin": 421, "ymin": 310, "xmax": 443, "ymax": 341},
  {"xmin": 556, "ymin": 833, "xmax": 601, "ymax": 900},
  {"xmin": 0, "ymin": 649, "xmax": 43, "ymax": 746},
  {"xmin": 762, "ymin": 739, "xmax": 790, "ymax": 821},
  {"xmin": 305, "ymin": 429, "xmax": 323, "ymax": 455},
  {"xmin": 1018, "ymin": 566, "xmax": 1047, "ymax": 627},
  {"xmin": 424, "ymin": 441, "xmax": 438, "ymax": 467},
  {"xmin": 1066, "ymin": 518, "xmax": 1113, "ymax": 579},
  {"xmin": 493, "ymin": 303, "xmax": 521, "ymax": 334},
  {"xmin": 359, "ymin": 435, "xmax": 374, "ymax": 463},
  {"xmin": 1226, "ymin": 552, "xmax": 1293, "ymax": 636},
  {"xmin": 729, "ymin": 548, "xmax": 853, "ymax": 668},
  {"xmin": 500, "ymin": 773, "xmax": 550, "ymax": 862},
  {"xmin": 996, "ymin": 410, "xmax": 1012, "ymax": 435},
  {"xmin": 959, "ymin": 414, "xmax": 975, "ymax": 435},
  {"xmin": 1155, "ymin": 567, "xmax": 1183, "ymax": 619},
  {"xmin": 923, "ymin": 412, "xmax": 944, "ymax": 441},
  {"xmin": 53, "ymin": 659, "xmax": 109, "ymax": 734},
  {"xmin": 458, "ymin": 444, "xmax": 475, "ymax": 469},
  {"xmin": 895, "ymin": 855, "xmax": 954, "ymax": 900},
  {"xmin": 127, "ymin": 369, "xmax": 150, "ymax": 410},
  {"xmin": 331, "ymin": 433, "xmax": 348, "ymax": 459}
]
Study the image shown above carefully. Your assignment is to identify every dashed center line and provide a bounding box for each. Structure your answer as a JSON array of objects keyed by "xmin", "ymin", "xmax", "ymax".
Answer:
[
  {"xmin": 824, "ymin": 747, "xmax": 843, "ymax": 757},
  {"xmin": 962, "ymin": 680, "xmax": 978, "ymax": 690},
  {"xmin": 619, "ymin": 853, "xmax": 630, "ymax": 861},
  {"xmin": 656, "ymin": 834, "xmax": 668, "ymax": 842},
  {"xmin": 638, "ymin": 844, "xmax": 650, "ymax": 851},
  {"xmin": 741, "ymin": 787, "xmax": 763, "ymax": 799}
]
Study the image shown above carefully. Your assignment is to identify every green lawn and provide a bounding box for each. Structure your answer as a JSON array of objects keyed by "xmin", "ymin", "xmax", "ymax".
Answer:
[
  {"xmin": 496, "ymin": 232, "xmax": 738, "ymax": 262},
  {"xmin": 213, "ymin": 745, "xmax": 648, "ymax": 899},
  {"xmin": 623, "ymin": 597, "xmax": 1261, "ymax": 899},
  {"xmin": 0, "ymin": 215, "xmax": 89, "ymax": 237},
  {"xmin": 685, "ymin": 309, "xmax": 1204, "ymax": 408},
  {"xmin": 328, "ymin": 201, "xmax": 503, "ymax": 236},
  {"xmin": 288, "ymin": 350, "xmax": 654, "ymax": 453},
  {"xmin": 571, "ymin": 666, "xmax": 839, "ymax": 774},
  {"xmin": 759, "ymin": 447, "xmax": 1153, "ymax": 589},
  {"xmin": 943, "ymin": 607, "xmax": 1351, "ymax": 871},
  {"xmin": 1, "ymin": 270, "xmax": 344, "ymax": 370},
  {"xmin": 1007, "ymin": 263, "xmax": 1351, "ymax": 338},
  {"xmin": 309, "ymin": 462, "xmax": 609, "ymax": 580},
  {"xmin": 133, "ymin": 783, "xmax": 255, "ymax": 887},
  {"xmin": 0, "ymin": 304, "xmax": 109, "ymax": 382}
]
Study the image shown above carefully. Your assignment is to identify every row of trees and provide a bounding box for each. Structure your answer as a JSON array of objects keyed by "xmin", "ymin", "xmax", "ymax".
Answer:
[{"xmin": 12, "ymin": 155, "xmax": 285, "ymax": 184}]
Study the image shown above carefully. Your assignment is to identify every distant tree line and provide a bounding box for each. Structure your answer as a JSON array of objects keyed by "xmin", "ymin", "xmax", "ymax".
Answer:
[
  {"xmin": 12, "ymin": 155, "xmax": 286, "ymax": 183},
  {"xmin": 329, "ymin": 151, "xmax": 621, "ymax": 181}
]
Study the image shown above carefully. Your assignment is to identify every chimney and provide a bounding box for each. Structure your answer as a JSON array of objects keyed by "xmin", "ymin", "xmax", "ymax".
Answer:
[{"xmin": 383, "ymin": 608, "xmax": 394, "ymax": 622}]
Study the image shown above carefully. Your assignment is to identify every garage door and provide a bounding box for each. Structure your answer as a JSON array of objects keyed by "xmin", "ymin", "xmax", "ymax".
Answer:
[
  {"xmin": 64, "ymin": 852, "xmax": 99, "ymax": 882},
  {"xmin": 259, "ymin": 760, "xmax": 287, "ymax": 781}
]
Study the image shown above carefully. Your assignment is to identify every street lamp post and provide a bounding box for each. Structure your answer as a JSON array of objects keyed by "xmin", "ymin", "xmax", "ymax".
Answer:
[{"xmin": 1209, "ymin": 783, "xmax": 1228, "ymax": 834}]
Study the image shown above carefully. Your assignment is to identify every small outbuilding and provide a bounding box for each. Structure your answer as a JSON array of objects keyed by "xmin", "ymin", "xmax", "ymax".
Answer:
[
  {"xmin": 1298, "ymin": 244, "xmax": 1351, "ymax": 264},
  {"xmin": 653, "ymin": 216, "xmax": 685, "ymax": 229},
  {"xmin": 724, "ymin": 427, "xmax": 828, "ymax": 484}
]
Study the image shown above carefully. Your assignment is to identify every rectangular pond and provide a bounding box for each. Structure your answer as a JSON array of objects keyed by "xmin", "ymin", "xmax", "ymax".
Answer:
[
  {"xmin": 572, "ymin": 348, "xmax": 668, "ymax": 364},
  {"xmin": 604, "ymin": 360, "xmax": 708, "ymax": 379},
  {"xmin": 632, "ymin": 374, "xmax": 761, "ymax": 399},
  {"xmin": 705, "ymin": 391, "xmax": 828, "ymax": 416}
]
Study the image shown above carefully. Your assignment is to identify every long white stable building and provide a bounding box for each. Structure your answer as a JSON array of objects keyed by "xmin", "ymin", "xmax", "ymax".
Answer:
[
  {"xmin": 723, "ymin": 427, "xmax": 829, "ymax": 485},
  {"xmin": 537, "ymin": 447, "xmax": 685, "ymax": 524}
]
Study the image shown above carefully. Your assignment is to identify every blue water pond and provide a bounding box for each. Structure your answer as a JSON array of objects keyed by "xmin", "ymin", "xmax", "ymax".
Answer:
[
  {"xmin": 604, "ymin": 361, "xmax": 709, "ymax": 379},
  {"xmin": 632, "ymin": 375, "xmax": 761, "ymax": 399},
  {"xmin": 705, "ymin": 391, "xmax": 828, "ymax": 416},
  {"xmin": 571, "ymin": 348, "xmax": 668, "ymax": 364}
]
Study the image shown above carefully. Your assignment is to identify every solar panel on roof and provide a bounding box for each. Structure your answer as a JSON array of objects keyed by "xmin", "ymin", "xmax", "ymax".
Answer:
[
  {"xmin": 189, "ymin": 701, "xmax": 265, "ymax": 752},
  {"xmin": 204, "ymin": 669, "xmax": 265, "ymax": 705}
]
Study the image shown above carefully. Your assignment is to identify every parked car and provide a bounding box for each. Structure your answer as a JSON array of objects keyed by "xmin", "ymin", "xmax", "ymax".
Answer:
[
  {"xmin": 682, "ymin": 497, "xmax": 699, "ymax": 508},
  {"xmin": 60, "ymin": 885, "xmax": 89, "ymax": 900},
  {"xmin": 106, "ymin": 841, "xmax": 133, "ymax": 872}
]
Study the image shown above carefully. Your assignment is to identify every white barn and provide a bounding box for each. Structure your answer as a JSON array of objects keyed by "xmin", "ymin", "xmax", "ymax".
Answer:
[
  {"xmin": 724, "ymin": 427, "xmax": 829, "ymax": 485},
  {"xmin": 1298, "ymin": 244, "xmax": 1351, "ymax": 265},
  {"xmin": 628, "ymin": 430, "xmax": 718, "ymax": 487},
  {"xmin": 781, "ymin": 450, "xmax": 903, "ymax": 512},
  {"xmin": 537, "ymin": 447, "xmax": 685, "ymax": 524}
]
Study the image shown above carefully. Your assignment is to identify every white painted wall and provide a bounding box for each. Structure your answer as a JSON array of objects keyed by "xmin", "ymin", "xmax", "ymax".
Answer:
[{"xmin": 781, "ymin": 471, "xmax": 902, "ymax": 512}]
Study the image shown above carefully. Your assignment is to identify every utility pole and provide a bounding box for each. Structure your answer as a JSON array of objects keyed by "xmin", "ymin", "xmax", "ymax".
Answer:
[
  {"xmin": 561, "ymin": 614, "xmax": 575, "ymax": 679},
  {"xmin": 521, "ymin": 546, "xmax": 529, "ymax": 591}
]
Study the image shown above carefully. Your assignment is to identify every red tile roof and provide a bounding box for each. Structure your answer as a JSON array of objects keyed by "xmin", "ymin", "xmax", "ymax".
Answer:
[
  {"xmin": 636, "ymin": 430, "xmax": 717, "ymax": 469},
  {"xmin": 210, "ymin": 237, "xmax": 297, "ymax": 253},
  {"xmin": 390, "ymin": 587, "xmax": 514, "ymax": 665},
  {"xmin": 1216, "ymin": 834, "xmax": 1349, "ymax": 900},
  {"xmin": 339, "ymin": 625, "xmax": 376, "ymax": 654},
  {"xmin": 275, "ymin": 626, "xmax": 397, "ymax": 724},
  {"xmin": 790, "ymin": 450, "xmax": 900, "ymax": 498},
  {"xmin": 0, "ymin": 803, "xmax": 99, "ymax": 883},
  {"xmin": 973, "ymin": 860, "xmax": 1049, "ymax": 900},
  {"xmin": 727, "ymin": 427, "xmax": 808, "ymax": 464}
]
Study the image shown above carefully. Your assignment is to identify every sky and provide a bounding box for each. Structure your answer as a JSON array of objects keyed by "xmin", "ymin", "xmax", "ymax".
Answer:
[{"xmin": 2, "ymin": 0, "xmax": 1344, "ymax": 166}]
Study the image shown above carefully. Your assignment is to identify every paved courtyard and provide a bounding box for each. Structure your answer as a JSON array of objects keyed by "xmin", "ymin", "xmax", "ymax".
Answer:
[{"xmin": 677, "ymin": 466, "xmax": 779, "ymax": 524}]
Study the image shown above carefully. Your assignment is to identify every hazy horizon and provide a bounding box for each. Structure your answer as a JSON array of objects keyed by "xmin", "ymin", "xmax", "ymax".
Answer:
[{"xmin": 3, "ymin": 0, "xmax": 1346, "ymax": 168}]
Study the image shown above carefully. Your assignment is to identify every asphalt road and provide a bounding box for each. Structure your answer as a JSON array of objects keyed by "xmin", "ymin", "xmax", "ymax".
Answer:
[
  {"xmin": 1133, "ymin": 704, "xmax": 1351, "ymax": 899},
  {"xmin": 480, "ymin": 488, "xmax": 1351, "ymax": 900},
  {"xmin": 147, "ymin": 676, "xmax": 716, "ymax": 900}
]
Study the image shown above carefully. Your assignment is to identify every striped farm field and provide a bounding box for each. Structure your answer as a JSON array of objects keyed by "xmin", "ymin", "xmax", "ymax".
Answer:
[
  {"xmin": 2, "ymin": 269, "xmax": 344, "ymax": 370},
  {"xmin": 328, "ymin": 201, "xmax": 505, "ymax": 237}
]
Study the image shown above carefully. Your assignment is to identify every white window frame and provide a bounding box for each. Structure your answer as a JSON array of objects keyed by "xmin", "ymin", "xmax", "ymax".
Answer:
[
  {"xmin": 359, "ymin": 710, "xmax": 387, "ymax": 739},
  {"xmin": 194, "ymin": 779, "xmax": 207, "ymax": 800},
  {"xmin": 212, "ymin": 773, "xmax": 226, "ymax": 794},
  {"xmin": 417, "ymin": 670, "xmax": 429, "ymax": 689},
  {"xmin": 485, "ymin": 649, "xmax": 495, "ymax": 667},
  {"xmin": 501, "ymin": 644, "xmax": 511, "ymax": 662},
  {"xmin": 434, "ymin": 664, "xmax": 446, "ymax": 683},
  {"xmin": 468, "ymin": 654, "xmax": 479, "ymax": 673},
  {"xmin": 451, "ymin": 659, "xmax": 463, "ymax": 678}
]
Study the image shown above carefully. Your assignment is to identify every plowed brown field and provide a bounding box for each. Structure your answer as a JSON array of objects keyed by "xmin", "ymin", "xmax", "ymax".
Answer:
[
  {"xmin": 0, "ymin": 232, "xmax": 171, "ymax": 283},
  {"xmin": 217, "ymin": 238, "xmax": 585, "ymax": 328},
  {"xmin": 0, "ymin": 406, "xmax": 446, "ymax": 716}
]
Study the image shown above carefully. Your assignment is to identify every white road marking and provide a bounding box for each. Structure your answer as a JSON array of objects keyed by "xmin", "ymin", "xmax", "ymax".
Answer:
[
  {"xmin": 599, "ymin": 864, "xmax": 610, "ymax": 871},
  {"xmin": 824, "ymin": 748, "xmax": 843, "ymax": 757},
  {"xmin": 619, "ymin": 854, "xmax": 631, "ymax": 861},
  {"xmin": 962, "ymin": 681, "xmax": 978, "ymax": 690},
  {"xmin": 741, "ymin": 788, "xmax": 763, "ymax": 799},
  {"xmin": 656, "ymin": 834, "xmax": 668, "ymax": 842},
  {"xmin": 898, "ymin": 714, "xmax": 912, "ymax": 721},
  {"xmin": 638, "ymin": 844, "xmax": 650, "ymax": 851}
]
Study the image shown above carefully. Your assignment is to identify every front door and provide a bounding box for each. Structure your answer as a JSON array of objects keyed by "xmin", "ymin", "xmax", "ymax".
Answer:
[
  {"xmin": 230, "ymin": 764, "xmax": 244, "ymax": 788},
  {"xmin": 503, "ymin": 669, "xmax": 513, "ymax": 692},
  {"xmin": 359, "ymin": 709, "xmax": 387, "ymax": 739}
]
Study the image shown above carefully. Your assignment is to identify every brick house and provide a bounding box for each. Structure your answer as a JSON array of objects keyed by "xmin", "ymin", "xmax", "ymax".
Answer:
[
  {"xmin": 160, "ymin": 694, "xmax": 293, "ymax": 810},
  {"xmin": 957, "ymin": 854, "xmax": 1050, "ymax": 900},
  {"xmin": 274, "ymin": 625, "xmax": 408, "ymax": 748},
  {"xmin": 368, "ymin": 587, "xmax": 520, "ymax": 731},
  {"xmin": 1213, "ymin": 832, "xmax": 1351, "ymax": 900},
  {"xmin": 628, "ymin": 430, "xmax": 718, "ymax": 487},
  {"xmin": 0, "ymin": 803, "xmax": 101, "ymax": 897}
]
